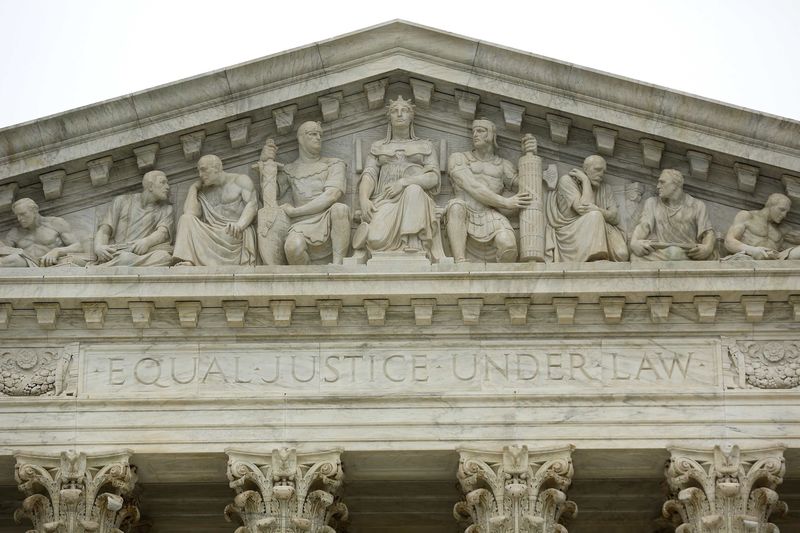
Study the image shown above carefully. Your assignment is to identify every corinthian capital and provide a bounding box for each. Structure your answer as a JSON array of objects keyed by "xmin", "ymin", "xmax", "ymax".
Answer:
[
  {"xmin": 453, "ymin": 444, "xmax": 577, "ymax": 533},
  {"xmin": 663, "ymin": 444, "xmax": 787, "ymax": 533},
  {"xmin": 14, "ymin": 449, "xmax": 139, "ymax": 533},
  {"xmin": 225, "ymin": 448, "xmax": 348, "ymax": 533}
]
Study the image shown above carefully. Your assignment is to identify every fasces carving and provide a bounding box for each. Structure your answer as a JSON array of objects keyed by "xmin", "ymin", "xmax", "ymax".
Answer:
[
  {"xmin": 259, "ymin": 122, "xmax": 351, "ymax": 265},
  {"xmin": 454, "ymin": 445, "xmax": 576, "ymax": 533},
  {"xmin": 93, "ymin": 170, "xmax": 174, "ymax": 267},
  {"xmin": 225, "ymin": 448, "xmax": 348, "ymax": 533},
  {"xmin": 545, "ymin": 155, "xmax": 628, "ymax": 262},
  {"xmin": 728, "ymin": 340, "xmax": 800, "ymax": 389},
  {"xmin": 0, "ymin": 348, "xmax": 72, "ymax": 396},
  {"xmin": 631, "ymin": 169, "xmax": 717, "ymax": 261},
  {"xmin": 353, "ymin": 96, "xmax": 446, "ymax": 262},
  {"xmin": 445, "ymin": 119, "xmax": 532, "ymax": 263},
  {"xmin": 724, "ymin": 193, "xmax": 800, "ymax": 260},
  {"xmin": 1, "ymin": 198, "xmax": 86, "ymax": 267},
  {"xmin": 663, "ymin": 444, "xmax": 787, "ymax": 533},
  {"xmin": 14, "ymin": 450, "xmax": 140, "ymax": 533},
  {"xmin": 173, "ymin": 155, "xmax": 258, "ymax": 266}
]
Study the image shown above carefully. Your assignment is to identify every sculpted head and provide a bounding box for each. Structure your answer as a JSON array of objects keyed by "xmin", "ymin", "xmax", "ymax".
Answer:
[
  {"xmin": 143, "ymin": 170, "xmax": 170, "ymax": 202},
  {"xmin": 297, "ymin": 121, "xmax": 323, "ymax": 157},
  {"xmin": 472, "ymin": 119, "xmax": 498, "ymax": 150},
  {"xmin": 657, "ymin": 169, "xmax": 684, "ymax": 200},
  {"xmin": 765, "ymin": 193, "xmax": 792, "ymax": 224},
  {"xmin": 582, "ymin": 155, "xmax": 607, "ymax": 186},
  {"xmin": 12, "ymin": 198, "xmax": 39, "ymax": 229},
  {"xmin": 197, "ymin": 155, "xmax": 223, "ymax": 186},
  {"xmin": 387, "ymin": 95, "xmax": 415, "ymax": 129}
]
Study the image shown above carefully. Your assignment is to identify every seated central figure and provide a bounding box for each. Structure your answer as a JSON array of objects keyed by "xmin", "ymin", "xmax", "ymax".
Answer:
[{"xmin": 354, "ymin": 96, "xmax": 445, "ymax": 262}]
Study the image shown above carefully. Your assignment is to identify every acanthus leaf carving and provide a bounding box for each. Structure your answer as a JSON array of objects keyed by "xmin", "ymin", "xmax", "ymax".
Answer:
[
  {"xmin": 225, "ymin": 448, "xmax": 348, "ymax": 533},
  {"xmin": 662, "ymin": 444, "xmax": 787, "ymax": 533},
  {"xmin": 14, "ymin": 450, "xmax": 140, "ymax": 533},
  {"xmin": 454, "ymin": 444, "xmax": 576, "ymax": 533}
]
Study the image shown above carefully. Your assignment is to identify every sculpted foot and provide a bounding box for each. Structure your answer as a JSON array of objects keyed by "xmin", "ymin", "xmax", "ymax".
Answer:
[{"xmin": 173, "ymin": 260, "xmax": 195, "ymax": 267}]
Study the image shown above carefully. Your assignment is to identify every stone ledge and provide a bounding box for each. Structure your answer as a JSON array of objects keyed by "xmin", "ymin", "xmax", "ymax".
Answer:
[{"xmin": 0, "ymin": 261, "xmax": 796, "ymax": 308}]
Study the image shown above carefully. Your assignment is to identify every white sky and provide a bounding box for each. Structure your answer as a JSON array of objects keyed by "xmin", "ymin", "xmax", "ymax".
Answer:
[{"xmin": 1, "ymin": 0, "xmax": 799, "ymax": 129}]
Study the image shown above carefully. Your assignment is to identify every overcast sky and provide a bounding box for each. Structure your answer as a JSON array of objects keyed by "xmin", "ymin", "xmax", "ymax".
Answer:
[{"xmin": 1, "ymin": 0, "xmax": 798, "ymax": 129}]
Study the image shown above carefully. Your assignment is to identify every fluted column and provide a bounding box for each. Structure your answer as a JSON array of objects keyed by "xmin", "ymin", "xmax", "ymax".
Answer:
[
  {"xmin": 663, "ymin": 444, "xmax": 788, "ymax": 533},
  {"xmin": 14, "ymin": 450, "xmax": 139, "ymax": 533},
  {"xmin": 225, "ymin": 448, "xmax": 348, "ymax": 533},
  {"xmin": 453, "ymin": 444, "xmax": 577, "ymax": 533}
]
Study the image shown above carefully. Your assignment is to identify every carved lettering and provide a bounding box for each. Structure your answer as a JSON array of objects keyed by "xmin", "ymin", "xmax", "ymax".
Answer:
[
  {"xmin": 453, "ymin": 354, "xmax": 477, "ymax": 381},
  {"xmin": 201, "ymin": 357, "xmax": 229, "ymax": 383},
  {"xmin": 383, "ymin": 354, "xmax": 406, "ymax": 382},
  {"xmin": 109, "ymin": 358, "xmax": 126, "ymax": 385},
  {"xmin": 484, "ymin": 353, "xmax": 508, "ymax": 380},
  {"xmin": 412, "ymin": 354, "xmax": 429, "ymax": 382},
  {"xmin": 84, "ymin": 341, "xmax": 717, "ymax": 397},
  {"xmin": 516, "ymin": 353, "xmax": 538, "ymax": 380},
  {"xmin": 547, "ymin": 352, "xmax": 564, "ymax": 380},
  {"xmin": 324, "ymin": 355, "xmax": 341, "ymax": 383}
]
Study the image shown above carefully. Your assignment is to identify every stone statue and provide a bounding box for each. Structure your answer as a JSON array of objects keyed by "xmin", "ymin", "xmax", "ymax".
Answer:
[
  {"xmin": 173, "ymin": 154, "xmax": 258, "ymax": 266},
  {"xmin": 445, "ymin": 119, "xmax": 533, "ymax": 263},
  {"xmin": 630, "ymin": 169, "xmax": 717, "ymax": 261},
  {"xmin": 353, "ymin": 95, "xmax": 445, "ymax": 262},
  {"xmin": 545, "ymin": 155, "xmax": 628, "ymax": 262},
  {"xmin": 93, "ymin": 170, "xmax": 174, "ymax": 267},
  {"xmin": 0, "ymin": 198, "xmax": 85, "ymax": 267},
  {"xmin": 259, "ymin": 122, "xmax": 351, "ymax": 265},
  {"xmin": 724, "ymin": 193, "xmax": 800, "ymax": 260}
]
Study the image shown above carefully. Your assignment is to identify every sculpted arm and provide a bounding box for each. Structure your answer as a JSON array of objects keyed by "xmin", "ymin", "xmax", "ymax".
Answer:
[
  {"xmin": 405, "ymin": 145, "xmax": 439, "ymax": 191},
  {"xmin": 629, "ymin": 200, "xmax": 655, "ymax": 257},
  {"xmin": 359, "ymin": 153, "xmax": 379, "ymax": 223},
  {"xmin": 41, "ymin": 219, "xmax": 83, "ymax": 266},
  {"xmin": 94, "ymin": 223, "xmax": 114, "ymax": 261},
  {"xmin": 182, "ymin": 182, "xmax": 202, "ymax": 218},
  {"xmin": 723, "ymin": 211, "xmax": 774, "ymax": 258},
  {"xmin": 235, "ymin": 176, "xmax": 258, "ymax": 232},
  {"xmin": 131, "ymin": 219, "xmax": 171, "ymax": 255},
  {"xmin": 284, "ymin": 162, "xmax": 345, "ymax": 218},
  {"xmin": 448, "ymin": 154, "xmax": 508, "ymax": 209}
]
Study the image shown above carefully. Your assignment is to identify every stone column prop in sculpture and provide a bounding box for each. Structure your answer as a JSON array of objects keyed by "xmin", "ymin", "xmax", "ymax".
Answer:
[
  {"xmin": 93, "ymin": 170, "xmax": 174, "ymax": 267},
  {"xmin": 518, "ymin": 133, "xmax": 546, "ymax": 262},
  {"xmin": 353, "ymin": 95, "xmax": 446, "ymax": 263},
  {"xmin": 454, "ymin": 444, "xmax": 577, "ymax": 533},
  {"xmin": 225, "ymin": 447, "xmax": 348, "ymax": 533},
  {"xmin": 1, "ymin": 198, "xmax": 86, "ymax": 267},
  {"xmin": 258, "ymin": 122, "xmax": 351, "ymax": 265},
  {"xmin": 724, "ymin": 193, "xmax": 800, "ymax": 260},
  {"xmin": 663, "ymin": 444, "xmax": 787, "ymax": 532},
  {"xmin": 544, "ymin": 155, "xmax": 628, "ymax": 262},
  {"xmin": 14, "ymin": 450, "xmax": 140, "ymax": 533},
  {"xmin": 445, "ymin": 119, "xmax": 533, "ymax": 263},
  {"xmin": 173, "ymin": 155, "xmax": 258, "ymax": 266},
  {"xmin": 630, "ymin": 169, "xmax": 717, "ymax": 261}
]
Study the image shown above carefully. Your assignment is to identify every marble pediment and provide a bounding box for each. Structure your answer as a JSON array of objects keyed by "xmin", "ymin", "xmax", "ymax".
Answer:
[{"xmin": 0, "ymin": 20, "xmax": 799, "ymax": 242}]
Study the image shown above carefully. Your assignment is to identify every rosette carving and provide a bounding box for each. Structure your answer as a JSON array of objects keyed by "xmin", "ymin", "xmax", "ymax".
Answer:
[
  {"xmin": 224, "ymin": 448, "xmax": 348, "ymax": 533},
  {"xmin": 663, "ymin": 444, "xmax": 787, "ymax": 533},
  {"xmin": 14, "ymin": 450, "xmax": 139, "ymax": 533},
  {"xmin": 728, "ymin": 340, "xmax": 800, "ymax": 389},
  {"xmin": 453, "ymin": 444, "xmax": 577, "ymax": 533},
  {"xmin": 1, "ymin": 348, "xmax": 73, "ymax": 396}
]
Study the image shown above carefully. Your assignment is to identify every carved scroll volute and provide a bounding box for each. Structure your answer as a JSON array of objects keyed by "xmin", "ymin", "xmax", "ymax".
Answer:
[
  {"xmin": 454, "ymin": 444, "xmax": 577, "ymax": 533},
  {"xmin": 225, "ymin": 448, "xmax": 348, "ymax": 533},
  {"xmin": 14, "ymin": 450, "xmax": 139, "ymax": 533},
  {"xmin": 663, "ymin": 444, "xmax": 787, "ymax": 533}
]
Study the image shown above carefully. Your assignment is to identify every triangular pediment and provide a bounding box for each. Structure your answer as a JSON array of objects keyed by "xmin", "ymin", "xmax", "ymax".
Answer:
[{"xmin": 1, "ymin": 20, "xmax": 799, "ymax": 239}]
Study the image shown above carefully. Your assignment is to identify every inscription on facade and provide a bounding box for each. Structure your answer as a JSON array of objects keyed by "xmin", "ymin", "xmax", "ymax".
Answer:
[{"xmin": 81, "ymin": 340, "xmax": 720, "ymax": 398}]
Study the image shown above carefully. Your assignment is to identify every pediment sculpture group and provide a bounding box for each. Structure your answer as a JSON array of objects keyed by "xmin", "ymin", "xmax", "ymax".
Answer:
[{"xmin": 1, "ymin": 96, "xmax": 799, "ymax": 269}]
